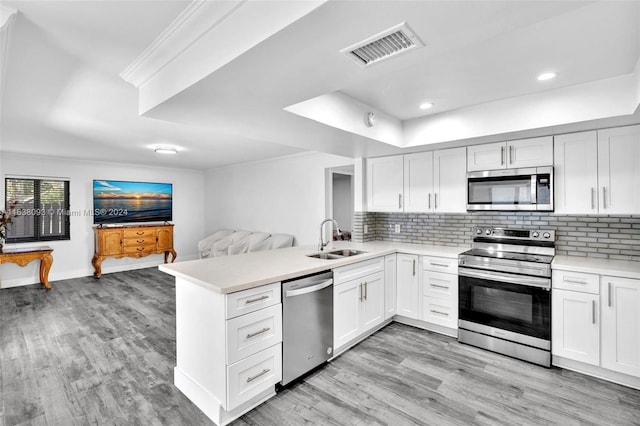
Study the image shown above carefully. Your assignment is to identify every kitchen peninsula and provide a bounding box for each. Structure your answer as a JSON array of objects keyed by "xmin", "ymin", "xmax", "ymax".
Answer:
[{"xmin": 159, "ymin": 241, "xmax": 466, "ymax": 426}]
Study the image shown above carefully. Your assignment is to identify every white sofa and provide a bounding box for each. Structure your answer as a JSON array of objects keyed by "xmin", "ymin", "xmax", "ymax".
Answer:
[{"xmin": 197, "ymin": 229, "xmax": 294, "ymax": 259}]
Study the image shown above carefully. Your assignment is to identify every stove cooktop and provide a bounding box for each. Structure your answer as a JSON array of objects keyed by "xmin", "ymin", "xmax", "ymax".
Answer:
[{"xmin": 459, "ymin": 249, "xmax": 554, "ymax": 264}]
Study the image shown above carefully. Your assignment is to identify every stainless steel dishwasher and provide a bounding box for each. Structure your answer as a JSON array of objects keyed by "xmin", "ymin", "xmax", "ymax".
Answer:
[{"xmin": 281, "ymin": 270, "xmax": 333, "ymax": 386}]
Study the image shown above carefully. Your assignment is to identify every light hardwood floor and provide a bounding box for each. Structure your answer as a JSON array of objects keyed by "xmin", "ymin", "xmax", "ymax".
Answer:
[{"xmin": 1, "ymin": 268, "xmax": 639, "ymax": 425}]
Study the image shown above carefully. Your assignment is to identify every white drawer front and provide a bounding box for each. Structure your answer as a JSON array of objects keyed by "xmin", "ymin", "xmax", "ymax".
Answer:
[
  {"xmin": 422, "ymin": 256, "xmax": 457, "ymax": 274},
  {"xmin": 552, "ymin": 270, "xmax": 599, "ymax": 294},
  {"xmin": 423, "ymin": 271, "xmax": 457, "ymax": 300},
  {"xmin": 226, "ymin": 304, "xmax": 282, "ymax": 364},
  {"xmin": 422, "ymin": 297, "xmax": 458, "ymax": 329},
  {"xmin": 226, "ymin": 282, "xmax": 281, "ymax": 319},
  {"xmin": 226, "ymin": 343, "xmax": 282, "ymax": 411},
  {"xmin": 334, "ymin": 257, "xmax": 384, "ymax": 285}
]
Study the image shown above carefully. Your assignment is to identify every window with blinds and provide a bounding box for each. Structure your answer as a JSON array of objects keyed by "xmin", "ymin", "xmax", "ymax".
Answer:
[{"xmin": 5, "ymin": 178, "xmax": 70, "ymax": 243}]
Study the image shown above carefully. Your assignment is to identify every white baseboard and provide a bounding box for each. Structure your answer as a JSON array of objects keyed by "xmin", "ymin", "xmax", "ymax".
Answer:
[{"xmin": 0, "ymin": 253, "xmax": 199, "ymax": 289}]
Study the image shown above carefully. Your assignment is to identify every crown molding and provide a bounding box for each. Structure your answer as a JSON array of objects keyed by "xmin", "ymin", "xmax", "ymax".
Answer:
[{"xmin": 120, "ymin": 0, "xmax": 247, "ymax": 88}]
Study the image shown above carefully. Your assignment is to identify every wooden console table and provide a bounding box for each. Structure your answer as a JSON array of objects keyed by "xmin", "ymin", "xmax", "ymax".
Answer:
[
  {"xmin": 92, "ymin": 224, "xmax": 177, "ymax": 278},
  {"xmin": 0, "ymin": 246, "xmax": 54, "ymax": 290}
]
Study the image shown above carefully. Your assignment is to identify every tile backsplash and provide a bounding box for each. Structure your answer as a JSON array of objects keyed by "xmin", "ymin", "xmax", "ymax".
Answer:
[{"xmin": 353, "ymin": 211, "xmax": 640, "ymax": 262}]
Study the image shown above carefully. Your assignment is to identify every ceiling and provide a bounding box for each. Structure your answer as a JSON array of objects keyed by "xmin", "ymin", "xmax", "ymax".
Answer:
[{"xmin": 1, "ymin": 1, "xmax": 639, "ymax": 170}]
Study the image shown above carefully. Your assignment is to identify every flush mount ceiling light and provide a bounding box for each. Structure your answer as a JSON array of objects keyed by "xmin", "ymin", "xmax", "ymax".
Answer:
[
  {"xmin": 154, "ymin": 146, "xmax": 178, "ymax": 155},
  {"xmin": 537, "ymin": 72, "xmax": 557, "ymax": 81},
  {"xmin": 364, "ymin": 111, "xmax": 377, "ymax": 127},
  {"xmin": 419, "ymin": 102, "xmax": 434, "ymax": 110}
]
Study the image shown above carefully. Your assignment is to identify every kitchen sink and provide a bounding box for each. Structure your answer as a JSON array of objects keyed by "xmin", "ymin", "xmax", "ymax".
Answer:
[{"xmin": 306, "ymin": 249, "xmax": 367, "ymax": 260}]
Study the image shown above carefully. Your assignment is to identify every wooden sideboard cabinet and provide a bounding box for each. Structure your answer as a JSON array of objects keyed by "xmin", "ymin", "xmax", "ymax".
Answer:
[{"xmin": 92, "ymin": 224, "xmax": 177, "ymax": 278}]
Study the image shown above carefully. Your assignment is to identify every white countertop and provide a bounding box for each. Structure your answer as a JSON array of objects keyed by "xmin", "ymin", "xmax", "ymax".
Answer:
[
  {"xmin": 552, "ymin": 255, "xmax": 640, "ymax": 280},
  {"xmin": 159, "ymin": 241, "xmax": 468, "ymax": 294}
]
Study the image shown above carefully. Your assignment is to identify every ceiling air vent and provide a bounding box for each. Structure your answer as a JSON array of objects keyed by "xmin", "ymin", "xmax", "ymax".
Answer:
[{"xmin": 341, "ymin": 22, "xmax": 424, "ymax": 67}]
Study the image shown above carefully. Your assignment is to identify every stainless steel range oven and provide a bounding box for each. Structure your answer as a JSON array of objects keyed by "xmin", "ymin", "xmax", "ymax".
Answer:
[{"xmin": 458, "ymin": 227, "xmax": 555, "ymax": 367}]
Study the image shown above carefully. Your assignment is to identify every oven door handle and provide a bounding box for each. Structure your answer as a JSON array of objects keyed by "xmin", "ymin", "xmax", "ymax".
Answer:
[{"xmin": 459, "ymin": 267, "xmax": 551, "ymax": 290}]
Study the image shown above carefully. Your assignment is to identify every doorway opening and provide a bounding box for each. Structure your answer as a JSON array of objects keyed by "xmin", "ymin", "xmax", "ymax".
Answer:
[{"xmin": 325, "ymin": 165, "xmax": 354, "ymax": 241}]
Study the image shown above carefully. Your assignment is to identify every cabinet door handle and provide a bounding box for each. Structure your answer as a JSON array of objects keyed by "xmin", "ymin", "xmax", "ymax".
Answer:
[
  {"xmin": 562, "ymin": 278, "xmax": 586, "ymax": 285},
  {"xmin": 591, "ymin": 188, "xmax": 595, "ymax": 210},
  {"xmin": 608, "ymin": 282, "xmax": 612, "ymax": 307},
  {"xmin": 501, "ymin": 146, "xmax": 505, "ymax": 165},
  {"xmin": 592, "ymin": 300, "xmax": 596, "ymax": 324},
  {"xmin": 509, "ymin": 145, "xmax": 514, "ymax": 164},
  {"xmin": 412, "ymin": 259, "xmax": 416, "ymax": 276},
  {"xmin": 602, "ymin": 187, "xmax": 607, "ymax": 209},
  {"xmin": 398, "ymin": 194, "xmax": 402, "ymax": 209},
  {"xmin": 428, "ymin": 193, "xmax": 431, "ymax": 209},
  {"xmin": 434, "ymin": 193, "xmax": 438, "ymax": 209},
  {"xmin": 430, "ymin": 309, "xmax": 449, "ymax": 316},
  {"xmin": 431, "ymin": 284, "xmax": 450, "ymax": 289},
  {"xmin": 359, "ymin": 283, "xmax": 363, "ymax": 302},
  {"xmin": 364, "ymin": 281, "xmax": 368, "ymax": 301},
  {"xmin": 245, "ymin": 295, "xmax": 269, "ymax": 304},
  {"xmin": 246, "ymin": 327, "xmax": 271, "ymax": 339},
  {"xmin": 429, "ymin": 262, "xmax": 449, "ymax": 268},
  {"xmin": 246, "ymin": 368, "xmax": 270, "ymax": 383}
]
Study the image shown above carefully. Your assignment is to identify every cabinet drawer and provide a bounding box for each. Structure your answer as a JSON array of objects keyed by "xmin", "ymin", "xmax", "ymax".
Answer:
[
  {"xmin": 422, "ymin": 256, "xmax": 457, "ymax": 274},
  {"xmin": 123, "ymin": 237, "xmax": 154, "ymax": 247},
  {"xmin": 226, "ymin": 282, "xmax": 281, "ymax": 319},
  {"xmin": 334, "ymin": 257, "xmax": 384, "ymax": 285},
  {"xmin": 123, "ymin": 229, "xmax": 155, "ymax": 238},
  {"xmin": 226, "ymin": 304, "xmax": 282, "ymax": 364},
  {"xmin": 552, "ymin": 270, "xmax": 599, "ymax": 294},
  {"xmin": 123, "ymin": 244, "xmax": 155, "ymax": 254},
  {"xmin": 422, "ymin": 297, "xmax": 458, "ymax": 329},
  {"xmin": 226, "ymin": 343, "xmax": 282, "ymax": 411},
  {"xmin": 423, "ymin": 271, "xmax": 457, "ymax": 300}
]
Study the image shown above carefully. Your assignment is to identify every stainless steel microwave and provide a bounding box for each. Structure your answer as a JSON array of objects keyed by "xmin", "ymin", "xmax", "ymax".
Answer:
[{"xmin": 467, "ymin": 167, "xmax": 553, "ymax": 211}]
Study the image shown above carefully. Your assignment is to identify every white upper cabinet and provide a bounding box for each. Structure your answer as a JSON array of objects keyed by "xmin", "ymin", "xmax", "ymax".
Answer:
[
  {"xmin": 554, "ymin": 131, "xmax": 599, "ymax": 214},
  {"xmin": 598, "ymin": 125, "xmax": 640, "ymax": 214},
  {"xmin": 467, "ymin": 137, "xmax": 553, "ymax": 171},
  {"xmin": 467, "ymin": 141, "xmax": 506, "ymax": 171},
  {"xmin": 367, "ymin": 148, "xmax": 467, "ymax": 213},
  {"xmin": 433, "ymin": 147, "xmax": 467, "ymax": 213},
  {"xmin": 403, "ymin": 151, "xmax": 433, "ymax": 212},
  {"xmin": 366, "ymin": 155, "xmax": 404, "ymax": 212},
  {"xmin": 555, "ymin": 125, "xmax": 640, "ymax": 214}
]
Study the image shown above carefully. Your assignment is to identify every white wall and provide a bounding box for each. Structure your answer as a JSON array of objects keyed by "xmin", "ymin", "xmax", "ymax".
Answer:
[
  {"xmin": 0, "ymin": 153, "xmax": 204, "ymax": 288},
  {"xmin": 204, "ymin": 152, "xmax": 353, "ymax": 245}
]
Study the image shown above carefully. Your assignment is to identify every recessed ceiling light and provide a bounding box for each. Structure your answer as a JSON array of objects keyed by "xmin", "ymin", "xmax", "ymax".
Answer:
[
  {"xmin": 419, "ymin": 102, "xmax": 434, "ymax": 110},
  {"xmin": 154, "ymin": 146, "xmax": 178, "ymax": 155},
  {"xmin": 537, "ymin": 72, "xmax": 557, "ymax": 81}
]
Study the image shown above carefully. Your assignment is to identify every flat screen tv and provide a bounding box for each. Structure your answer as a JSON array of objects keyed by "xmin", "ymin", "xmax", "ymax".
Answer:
[{"xmin": 93, "ymin": 180, "xmax": 172, "ymax": 224}]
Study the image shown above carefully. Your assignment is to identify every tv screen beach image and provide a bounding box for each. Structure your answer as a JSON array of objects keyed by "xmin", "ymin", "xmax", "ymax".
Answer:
[{"xmin": 93, "ymin": 180, "xmax": 172, "ymax": 224}]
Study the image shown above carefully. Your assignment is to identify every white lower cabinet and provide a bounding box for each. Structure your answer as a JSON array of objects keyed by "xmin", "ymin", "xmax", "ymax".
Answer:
[
  {"xmin": 174, "ymin": 279, "xmax": 283, "ymax": 426},
  {"xmin": 396, "ymin": 253, "xmax": 419, "ymax": 319},
  {"xmin": 226, "ymin": 343, "xmax": 282, "ymax": 410},
  {"xmin": 552, "ymin": 269, "xmax": 640, "ymax": 385},
  {"xmin": 421, "ymin": 256, "xmax": 458, "ymax": 333},
  {"xmin": 601, "ymin": 276, "xmax": 640, "ymax": 377},
  {"xmin": 384, "ymin": 254, "xmax": 397, "ymax": 319},
  {"xmin": 552, "ymin": 288, "xmax": 600, "ymax": 366},
  {"xmin": 333, "ymin": 258, "xmax": 386, "ymax": 352},
  {"xmin": 334, "ymin": 277, "xmax": 363, "ymax": 348}
]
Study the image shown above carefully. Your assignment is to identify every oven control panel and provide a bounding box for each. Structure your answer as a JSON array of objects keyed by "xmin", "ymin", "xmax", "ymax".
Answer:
[{"xmin": 473, "ymin": 227, "xmax": 555, "ymax": 241}]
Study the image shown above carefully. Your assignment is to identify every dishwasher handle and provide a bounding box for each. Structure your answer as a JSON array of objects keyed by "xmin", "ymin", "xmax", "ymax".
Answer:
[{"xmin": 284, "ymin": 279, "xmax": 333, "ymax": 298}]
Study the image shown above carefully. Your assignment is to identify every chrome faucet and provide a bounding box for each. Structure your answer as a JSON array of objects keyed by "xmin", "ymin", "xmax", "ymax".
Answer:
[{"xmin": 319, "ymin": 218, "xmax": 341, "ymax": 251}]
